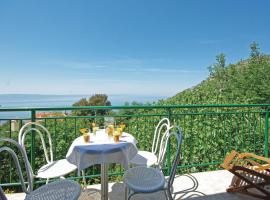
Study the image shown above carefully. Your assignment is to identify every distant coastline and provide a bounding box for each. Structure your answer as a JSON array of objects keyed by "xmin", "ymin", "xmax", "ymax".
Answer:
[{"xmin": 0, "ymin": 94, "xmax": 167, "ymax": 119}]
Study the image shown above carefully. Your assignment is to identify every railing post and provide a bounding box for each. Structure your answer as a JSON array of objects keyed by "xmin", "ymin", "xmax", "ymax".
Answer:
[
  {"xmin": 166, "ymin": 108, "xmax": 172, "ymax": 175},
  {"xmin": 31, "ymin": 110, "xmax": 36, "ymax": 173},
  {"xmin": 264, "ymin": 111, "xmax": 269, "ymax": 158}
]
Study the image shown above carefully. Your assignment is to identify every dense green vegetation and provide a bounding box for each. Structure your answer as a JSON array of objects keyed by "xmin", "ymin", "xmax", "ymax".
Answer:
[
  {"xmin": 154, "ymin": 43, "xmax": 269, "ymax": 172},
  {"xmin": 164, "ymin": 42, "xmax": 270, "ymax": 105}
]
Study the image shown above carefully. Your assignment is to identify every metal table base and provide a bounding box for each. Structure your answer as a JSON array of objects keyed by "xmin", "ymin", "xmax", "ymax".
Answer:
[{"xmin": 101, "ymin": 163, "xmax": 109, "ymax": 200}]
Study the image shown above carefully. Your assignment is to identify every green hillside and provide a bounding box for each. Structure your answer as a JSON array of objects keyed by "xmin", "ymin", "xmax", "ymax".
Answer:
[{"xmin": 164, "ymin": 43, "xmax": 270, "ymax": 105}]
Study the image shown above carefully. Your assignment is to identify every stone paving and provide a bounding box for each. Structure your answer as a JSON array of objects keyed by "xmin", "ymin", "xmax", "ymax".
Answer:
[{"xmin": 6, "ymin": 170, "xmax": 259, "ymax": 200}]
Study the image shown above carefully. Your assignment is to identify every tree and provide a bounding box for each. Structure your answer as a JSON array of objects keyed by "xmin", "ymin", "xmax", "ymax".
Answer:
[
  {"xmin": 216, "ymin": 53, "xmax": 226, "ymax": 68},
  {"xmin": 208, "ymin": 53, "xmax": 226, "ymax": 76},
  {"xmin": 89, "ymin": 94, "xmax": 111, "ymax": 116},
  {"xmin": 72, "ymin": 94, "xmax": 111, "ymax": 116},
  {"xmin": 88, "ymin": 94, "xmax": 111, "ymax": 106},
  {"xmin": 250, "ymin": 42, "xmax": 260, "ymax": 58},
  {"xmin": 72, "ymin": 98, "xmax": 90, "ymax": 116}
]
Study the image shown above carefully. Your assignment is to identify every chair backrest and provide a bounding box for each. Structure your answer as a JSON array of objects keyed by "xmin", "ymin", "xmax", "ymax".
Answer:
[
  {"xmin": 168, "ymin": 127, "xmax": 183, "ymax": 187},
  {"xmin": 0, "ymin": 138, "xmax": 34, "ymax": 194},
  {"xmin": 0, "ymin": 186, "xmax": 8, "ymax": 200},
  {"xmin": 18, "ymin": 122, "xmax": 53, "ymax": 164},
  {"xmin": 157, "ymin": 126, "xmax": 183, "ymax": 187},
  {"xmin": 151, "ymin": 118, "xmax": 170, "ymax": 154}
]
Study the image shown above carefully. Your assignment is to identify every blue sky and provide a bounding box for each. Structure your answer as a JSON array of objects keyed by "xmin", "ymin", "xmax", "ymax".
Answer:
[{"xmin": 0, "ymin": 0, "xmax": 270, "ymax": 96}]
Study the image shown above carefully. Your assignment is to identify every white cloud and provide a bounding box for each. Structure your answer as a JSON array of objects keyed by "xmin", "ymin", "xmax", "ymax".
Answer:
[
  {"xmin": 0, "ymin": 57, "xmax": 208, "ymax": 96},
  {"xmin": 39, "ymin": 58, "xmax": 205, "ymax": 75}
]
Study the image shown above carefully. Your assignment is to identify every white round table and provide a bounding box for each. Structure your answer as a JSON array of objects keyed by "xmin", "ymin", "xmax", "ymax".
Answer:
[{"xmin": 66, "ymin": 130, "xmax": 138, "ymax": 200}]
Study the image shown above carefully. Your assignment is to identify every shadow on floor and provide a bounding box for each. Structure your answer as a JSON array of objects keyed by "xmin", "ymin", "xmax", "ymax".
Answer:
[
  {"xmin": 78, "ymin": 174, "xmax": 206, "ymax": 200},
  {"xmin": 172, "ymin": 174, "xmax": 258, "ymax": 200},
  {"xmin": 78, "ymin": 173, "xmax": 258, "ymax": 200},
  {"xmin": 79, "ymin": 188, "xmax": 101, "ymax": 200},
  {"xmin": 108, "ymin": 174, "xmax": 207, "ymax": 200},
  {"xmin": 173, "ymin": 174, "xmax": 206, "ymax": 199},
  {"xmin": 177, "ymin": 193, "xmax": 260, "ymax": 200}
]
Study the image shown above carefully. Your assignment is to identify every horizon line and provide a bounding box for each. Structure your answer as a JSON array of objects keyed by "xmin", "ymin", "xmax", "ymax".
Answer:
[{"xmin": 0, "ymin": 93, "xmax": 169, "ymax": 97}]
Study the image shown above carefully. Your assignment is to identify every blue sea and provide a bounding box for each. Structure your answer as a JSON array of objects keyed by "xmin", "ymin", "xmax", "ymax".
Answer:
[{"xmin": 0, "ymin": 94, "xmax": 166, "ymax": 119}]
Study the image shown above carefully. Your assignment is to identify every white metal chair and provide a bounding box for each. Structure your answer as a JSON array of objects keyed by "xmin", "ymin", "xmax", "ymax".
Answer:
[
  {"xmin": 18, "ymin": 122, "xmax": 77, "ymax": 182},
  {"xmin": 129, "ymin": 118, "xmax": 171, "ymax": 167},
  {"xmin": 124, "ymin": 126, "xmax": 183, "ymax": 200},
  {"xmin": 0, "ymin": 138, "xmax": 81, "ymax": 200},
  {"xmin": 0, "ymin": 185, "xmax": 8, "ymax": 200}
]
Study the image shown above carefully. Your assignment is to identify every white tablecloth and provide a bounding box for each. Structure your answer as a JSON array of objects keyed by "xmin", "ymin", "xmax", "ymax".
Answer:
[{"xmin": 66, "ymin": 130, "xmax": 138, "ymax": 171}]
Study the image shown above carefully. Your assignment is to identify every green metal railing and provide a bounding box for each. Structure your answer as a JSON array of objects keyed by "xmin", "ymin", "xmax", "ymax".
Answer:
[{"xmin": 0, "ymin": 104, "xmax": 269, "ymax": 189}]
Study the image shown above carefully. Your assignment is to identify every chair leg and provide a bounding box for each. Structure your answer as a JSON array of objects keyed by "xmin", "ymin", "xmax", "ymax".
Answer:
[
  {"xmin": 46, "ymin": 178, "xmax": 49, "ymax": 184},
  {"xmin": 82, "ymin": 170, "xmax": 87, "ymax": 189},
  {"xmin": 127, "ymin": 192, "xmax": 136, "ymax": 200},
  {"xmin": 166, "ymin": 188, "xmax": 173, "ymax": 200},
  {"xmin": 164, "ymin": 190, "xmax": 169, "ymax": 200},
  {"xmin": 124, "ymin": 185, "xmax": 128, "ymax": 200}
]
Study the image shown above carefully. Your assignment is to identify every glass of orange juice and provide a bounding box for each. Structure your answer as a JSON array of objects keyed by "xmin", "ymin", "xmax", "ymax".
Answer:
[
  {"xmin": 93, "ymin": 126, "xmax": 99, "ymax": 135},
  {"xmin": 80, "ymin": 128, "xmax": 90, "ymax": 143},
  {"xmin": 117, "ymin": 127, "xmax": 123, "ymax": 137},
  {"xmin": 83, "ymin": 134, "xmax": 90, "ymax": 143},
  {"xmin": 80, "ymin": 128, "xmax": 89, "ymax": 135},
  {"xmin": 113, "ymin": 131, "xmax": 120, "ymax": 143},
  {"xmin": 107, "ymin": 124, "xmax": 114, "ymax": 137}
]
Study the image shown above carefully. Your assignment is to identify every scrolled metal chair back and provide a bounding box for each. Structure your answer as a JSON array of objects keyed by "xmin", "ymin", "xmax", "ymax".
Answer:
[
  {"xmin": 152, "ymin": 118, "xmax": 170, "ymax": 155},
  {"xmin": 0, "ymin": 185, "xmax": 8, "ymax": 200},
  {"xmin": 167, "ymin": 126, "xmax": 183, "ymax": 188},
  {"xmin": 156, "ymin": 126, "xmax": 183, "ymax": 186},
  {"xmin": 0, "ymin": 138, "xmax": 34, "ymax": 194},
  {"xmin": 18, "ymin": 122, "xmax": 53, "ymax": 164}
]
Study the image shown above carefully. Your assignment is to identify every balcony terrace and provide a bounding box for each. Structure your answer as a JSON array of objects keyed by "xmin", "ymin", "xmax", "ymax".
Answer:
[{"xmin": 1, "ymin": 104, "xmax": 269, "ymax": 200}]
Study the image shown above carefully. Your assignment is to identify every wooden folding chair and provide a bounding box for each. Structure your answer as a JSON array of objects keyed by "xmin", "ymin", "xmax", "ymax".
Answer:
[{"xmin": 221, "ymin": 150, "xmax": 270, "ymax": 199}]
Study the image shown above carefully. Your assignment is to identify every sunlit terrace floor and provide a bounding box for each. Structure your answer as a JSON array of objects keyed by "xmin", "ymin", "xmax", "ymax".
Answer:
[{"xmin": 7, "ymin": 170, "xmax": 259, "ymax": 200}]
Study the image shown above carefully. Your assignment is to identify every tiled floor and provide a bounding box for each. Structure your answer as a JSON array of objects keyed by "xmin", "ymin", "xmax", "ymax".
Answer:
[{"xmin": 6, "ymin": 170, "xmax": 260, "ymax": 200}]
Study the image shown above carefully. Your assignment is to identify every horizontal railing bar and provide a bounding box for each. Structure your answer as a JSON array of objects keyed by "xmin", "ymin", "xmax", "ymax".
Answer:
[
  {"xmin": 176, "ymin": 161, "xmax": 222, "ymax": 169},
  {"xmin": 0, "ymin": 171, "xmax": 125, "ymax": 187},
  {"xmin": 0, "ymin": 118, "xmax": 31, "ymax": 120},
  {"xmin": 1, "ymin": 104, "xmax": 270, "ymax": 112},
  {"xmin": 171, "ymin": 111, "xmax": 266, "ymax": 116},
  {"xmin": 68, "ymin": 171, "xmax": 125, "ymax": 181},
  {"xmin": 36, "ymin": 113, "xmax": 168, "ymax": 120},
  {"xmin": 0, "ymin": 111, "xmax": 265, "ymax": 121}
]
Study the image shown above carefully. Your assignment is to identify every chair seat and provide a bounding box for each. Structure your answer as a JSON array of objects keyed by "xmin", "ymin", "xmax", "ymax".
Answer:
[
  {"xmin": 25, "ymin": 179, "xmax": 81, "ymax": 200},
  {"xmin": 129, "ymin": 151, "xmax": 157, "ymax": 166},
  {"xmin": 37, "ymin": 159, "xmax": 77, "ymax": 179},
  {"xmin": 124, "ymin": 166, "xmax": 165, "ymax": 193}
]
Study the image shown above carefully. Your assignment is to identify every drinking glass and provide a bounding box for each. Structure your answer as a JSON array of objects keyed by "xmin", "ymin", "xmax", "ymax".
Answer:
[
  {"xmin": 104, "ymin": 117, "xmax": 115, "ymax": 127},
  {"xmin": 104, "ymin": 117, "xmax": 114, "ymax": 137},
  {"xmin": 107, "ymin": 124, "xmax": 114, "ymax": 137},
  {"xmin": 83, "ymin": 134, "xmax": 90, "ymax": 143},
  {"xmin": 91, "ymin": 122, "xmax": 96, "ymax": 130},
  {"xmin": 80, "ymin": 128, "xmax": 90, "ymax": 143},
  {"xmin": 93, "ymin": 126, "xmax": 99, "ymax": 135},
  {"xmin": 116, "ymin": 127, "xmax": 123, "ymax": 137},
  {"xmin": 113, "ymin": 131, "xmax": 120, "ymax": 143}
]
